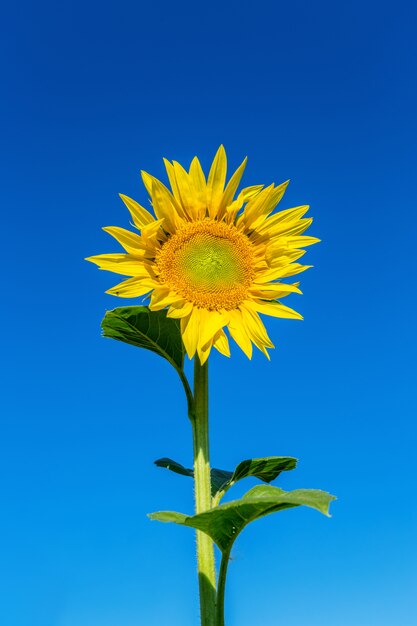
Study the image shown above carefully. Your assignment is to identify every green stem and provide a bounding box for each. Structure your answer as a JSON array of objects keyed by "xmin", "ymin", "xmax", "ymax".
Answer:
[
  {"xmin": 216, "ymin": 547, "xmax": 231, "ymax": 626},
  {"xmin": 192, "ymin": 357, "xmax": 217, "ymax": 626},
  {"xmin": 177, "ymin": 367, "xmax": 194, "ymax": 421}
]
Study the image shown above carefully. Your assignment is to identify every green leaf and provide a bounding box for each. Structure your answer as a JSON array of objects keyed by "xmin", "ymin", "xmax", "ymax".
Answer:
[
  {"xmin": 155, "ymin": 456, "xmax": 297, "ymax": 499},
  {"xmin": 155, "ymin": 458, "xmax": 233, "ymax": 496},
  {"xmin": 217, "ymin": 456, "xmax": 297, "ymax": 497},
  {"xmin": 101, "ymin": 306, "xmax": 185, "ymax": 372},
  {"xmin": 149, "ymin": 511, "xmax": 188, "ymax": 524},
  {"xmin": 154, "ymin": 458, "xmax": 194, "ymax": 479},
  {"xmin": 149, "ymin": 484, "xmax": 336, "ymax": 553},
  {"xmin": 211, "ymin": 469, "xmax": 234, "ymax": 494}
]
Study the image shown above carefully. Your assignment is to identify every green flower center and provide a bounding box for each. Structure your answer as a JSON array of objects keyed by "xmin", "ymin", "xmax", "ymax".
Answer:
[{"xmin": 179, "ymin": 235, "xmax": 245, "ymax": 291}]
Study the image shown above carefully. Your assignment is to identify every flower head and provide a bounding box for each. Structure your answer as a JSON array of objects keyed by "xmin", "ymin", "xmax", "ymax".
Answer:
[{"xmin": 86, "ymin": 146, "xmax": 319, "ymax": 363}]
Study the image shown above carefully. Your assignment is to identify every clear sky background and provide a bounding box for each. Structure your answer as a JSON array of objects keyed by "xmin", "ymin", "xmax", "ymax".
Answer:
[{"xmin": 1, "ymin": 1, "xmax": 416, "ymax": 625}]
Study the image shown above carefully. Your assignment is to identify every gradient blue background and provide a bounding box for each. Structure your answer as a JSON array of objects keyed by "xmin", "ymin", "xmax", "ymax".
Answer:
[{"xmin": 1, "ymin": 1, "xmax": 416, "ymax": 624}]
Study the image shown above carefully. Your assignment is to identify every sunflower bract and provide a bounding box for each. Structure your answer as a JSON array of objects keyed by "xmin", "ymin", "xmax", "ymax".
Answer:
[{"xmin": 86, "ymin": 146, "xmax": 319, "ymax": 363}]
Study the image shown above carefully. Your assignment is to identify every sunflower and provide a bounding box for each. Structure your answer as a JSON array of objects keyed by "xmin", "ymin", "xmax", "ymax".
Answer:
[{"xmin": 86, "ymin": 146, "xmax": 319, "ymax": 363}]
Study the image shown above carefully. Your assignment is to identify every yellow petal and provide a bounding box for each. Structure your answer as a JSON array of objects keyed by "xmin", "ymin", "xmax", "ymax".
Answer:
[
  {"xmin": 207, "ymin": 145, "xmax": 227, "ymax": 217},
  {"xmin": 140, "ymin": 218, "xmax": 165, "ymax": 246},
  {"xmin": 239, "ymin": 185, "xmax": 264, "ymax": 201},
  {"xmin": 255, "ymin": 263, "xmax": 312, "ymax": 282},
  {"xmin": 119, "ymin": 194, "xmax": 155, "ymax": 229},
  {"xmin": 106, "ymin": 276, "xmax": 155, "ymax": 298},
  {"xmin": 200, "ymin": 309, "xmax": 230, "ymax": 348},
  {"xmin": 198, "ymin": 325, "xmax": 231, "ymax": 364},
  {"xmin": 239, "ymin": 184, "xmax": 274, "ymax": 228},
  {"xmin": 85, "ymin": 253, "xmax": 149, "ymax": 276},
  {"xmin": 102, "ymin": 226, "xmax": 146, "ymax": 254},
  {"xmin": 163, "ymin": 158, "xmax": 183, "ymax": 208},
  {"xmin": 247, "ymin": 299, "xmax": 303, "ymax": 320},
  {"xmin": 141, "ymin": 170, "xmax": 154, "ymax": 197},
  {"xmin": 150, "ymin": 289, "xmax": 185, "ymax": 311},
  {"xmin": 227, "ymin": 310, "xmax": 253, "ymax": 359},
  {"xmin": 240, "ymin": 304, "xmax": 274, "ymax": 354},
  {"xmin": 213, "ymin": 329, "xmax": 231, "ymax": 357},
  {"xmin": 189, "ymin": 156, "xmax": 207, "ymax": 217},
  {"xmin": 268, "ymin": 217, "xmax": 313, "ymax": 239},
  {"xmin": 217, "ymin": 157, "xmax": 247, "ymax": 217},
  {"xmin": 286, "ymin": 235, "xmax": 321, "ymax": 248},
  {"xmin": 181, "ymin": 308, "xmax": 201, "ymax": 359},
  {"xmin": 197, "ymin": 339, "xmax": 213, "ymax": 365},
  {"xmin": 268, "ymin": 180, "xmax": 290, "ymax": 209},
  {"xmin": 257, "ymin": 205, "xmax": 310, "ymax": 234},
  {"xmin": 167, "ymin": 300, "xmax": 193, "ymax": 319},
  {"xmin": 196, "ymin": 311, "xmax": 213, "ymax": 364},
  {"xmin": 151, "ymin": 178, "xmax": 179, "ymax": 232},
  {"xmin": 248, "ymin": 181, "xmax": 290, "ymax": 230},
  {"xmin": 266, "ymin": 247, "xmax": 306, "ymax": 266},
  {"xmin": 224, "ymin": 185, "xmax": 264, "ymax": 223},
  {"xmin": 172, "ymin": 160, "xmax": 197, "ymax": 218},
  {"xmin": 149, "ymin": 286, "xmax": 170, "ymax": 307},
  {"xmin": 249, "ymin": 282, "xmax": 302, "ymax": 299}
]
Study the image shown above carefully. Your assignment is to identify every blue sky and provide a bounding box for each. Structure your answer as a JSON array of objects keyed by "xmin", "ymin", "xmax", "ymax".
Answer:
[{"xmin": 1, "ymin": 1, "xmax": 416, "ymax": 625}]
